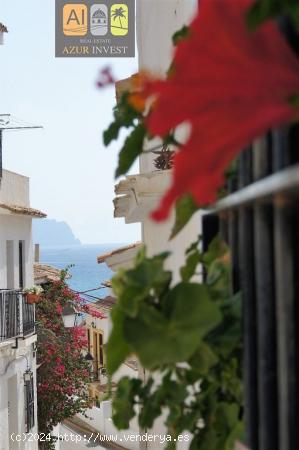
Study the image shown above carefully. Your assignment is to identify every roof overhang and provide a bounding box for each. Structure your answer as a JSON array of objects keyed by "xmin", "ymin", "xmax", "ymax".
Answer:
[
  {"xmin": 113, "ymin": 170, "xmax": 172, "ymax": 224},
  {"xmin": 0, "ymin": 203, "xmax": 47, "ymax": 218},
  {"xmin": 97, "ymin": 242, "xmax": 142, "ymax": 271}
]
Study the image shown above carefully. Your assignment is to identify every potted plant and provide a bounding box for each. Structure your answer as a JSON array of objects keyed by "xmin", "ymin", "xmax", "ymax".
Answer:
[{"xmin": 24, "ymin": 286, "xmax": 44, "ymax": 304}]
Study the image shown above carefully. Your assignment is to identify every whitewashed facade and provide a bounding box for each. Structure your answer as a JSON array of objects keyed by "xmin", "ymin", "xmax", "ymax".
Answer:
[
  {"xmin": 112, "ymin": 1, "xmax": 200, "ymax": 449},
  {"xmin": 0, "ymin": 169, "xmax": 46, "ymax": 450}
]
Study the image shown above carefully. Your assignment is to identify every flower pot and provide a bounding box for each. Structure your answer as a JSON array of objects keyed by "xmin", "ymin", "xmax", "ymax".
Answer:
[{"xmin": 26, "ymin": 293, "xmax": 40, "ymax": 304}]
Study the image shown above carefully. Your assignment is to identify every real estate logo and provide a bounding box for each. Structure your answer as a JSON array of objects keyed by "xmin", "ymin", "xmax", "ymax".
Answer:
[{"xmin": 56, "ymin": 0, "xmax": 135, "ymax": 57}]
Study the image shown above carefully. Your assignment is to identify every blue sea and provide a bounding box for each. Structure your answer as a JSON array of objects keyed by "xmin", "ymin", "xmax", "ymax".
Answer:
[{"xmin": 39, "ymin": 244, "xmax": 124, "ymax": 300}]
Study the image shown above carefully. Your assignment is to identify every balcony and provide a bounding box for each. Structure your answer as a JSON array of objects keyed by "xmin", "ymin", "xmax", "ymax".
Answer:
[{"xmin": 0, "ymin": 290, "xmax": 35, "ymax": 343}]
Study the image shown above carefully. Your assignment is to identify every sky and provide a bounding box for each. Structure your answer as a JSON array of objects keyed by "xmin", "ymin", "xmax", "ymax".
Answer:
[{"xmin": 0, "ymin": 0, "xmax": 141, "ymax": 244}]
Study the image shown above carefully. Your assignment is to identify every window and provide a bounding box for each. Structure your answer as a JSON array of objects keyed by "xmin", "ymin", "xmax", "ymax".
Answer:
[
  {"xmin": 6, "ymin": 241, "xmax": 14, "ymax": 289},
  {"xmin": 93, "ymin": 331, "xmax": 104, "ymax": 380},
  {"xmin": 24, "ymin": 371, "xmax": 35, "ymax": 433},
  {"xmin": 18, "ymin": 241, "xmax": 25, "ymax": 289},
  {"xmin": 99, "ymin": 333, "xmax": 104, "ymax": 366}
]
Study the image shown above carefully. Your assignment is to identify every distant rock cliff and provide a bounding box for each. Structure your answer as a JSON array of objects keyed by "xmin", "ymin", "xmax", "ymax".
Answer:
[{"xmin": 32, "ymin": 219, "xmax": 81, "ymax": 247}]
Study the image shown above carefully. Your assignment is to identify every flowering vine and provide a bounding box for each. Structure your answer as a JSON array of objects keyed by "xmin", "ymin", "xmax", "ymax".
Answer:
[{"xmin": 36, "ymin": 269, "xmax": 105, "ymax": 448}]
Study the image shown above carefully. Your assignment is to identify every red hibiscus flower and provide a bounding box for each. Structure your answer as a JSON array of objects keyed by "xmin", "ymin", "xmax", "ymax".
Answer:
[{"xmin": 145, "ymin": 0, "xmax": 299, "ymax": 221}]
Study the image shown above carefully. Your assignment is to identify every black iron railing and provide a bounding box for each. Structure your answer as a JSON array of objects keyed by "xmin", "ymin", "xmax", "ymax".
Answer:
[
  {"xmin": 202, "ymin": 127, "xmax": 299, "ymax": 450},
  {"xmin": 200, "ymin": 17, "xmax": 299, "ymax": 450},
  {"xmin": 0, "ymin": 290, "xmax": 35, "ymax": 342},
  {"xmin": 22, "ymin": 295, "xmax": 36, "ymax": 337}
]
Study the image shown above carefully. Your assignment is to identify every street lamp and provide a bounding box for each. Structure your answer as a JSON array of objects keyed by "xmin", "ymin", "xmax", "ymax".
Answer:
[
  {"xmin": 24, "ymin": 369, "xmax": 33, "ymax": 383},
  {"xmin": 62, "ymin": 304, "xmax": 78, "ymax": 328},
  {"xmin": 84, "ymin": 352, "xmax": 95, "ymax": 378}
]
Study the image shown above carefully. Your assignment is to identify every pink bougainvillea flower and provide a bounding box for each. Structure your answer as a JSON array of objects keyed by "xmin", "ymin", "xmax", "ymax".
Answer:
[
  {"xmin": 83, "ymin": 303, "xmax": 106, "ymax": 319},
  {"xmin": 145, "ymin": 0, "xmax": 299, "ymax": 221},
  {"xmin": 56, "ymin": 303, "xmax": 63, "ymax": 314}
]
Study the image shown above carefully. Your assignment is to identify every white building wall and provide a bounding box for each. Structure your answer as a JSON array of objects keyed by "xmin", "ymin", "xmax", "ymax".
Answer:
[
  {"xmin": 137, "ymin": 0, "xmax": 201, "ymax": 284},
  {"xmin": 0, "ymin": 338, "xmax": 38, "ymax": 450},
  {"xmin": 0, "ymin": 170, "xmax": 30, "ymax": 207},
  {"xmin": 136, "ymin": 2, "xmax": 199, "ymax": 448},
  {"xmin": 137, "ymin": 0, "xmax": 197, "ymax": 174},
  {"xmin": 0, "ymin": 169, "xmax": 34, "ymax": 289},
  {"xmin": 0, "ymin": 216, "xmax": 34, "ymax": 289},
  {"xmin": 0, "ymin": 169, "xmax": 38, "ymax": 450}
]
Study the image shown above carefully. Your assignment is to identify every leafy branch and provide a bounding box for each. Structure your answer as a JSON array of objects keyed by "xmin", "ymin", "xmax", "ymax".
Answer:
[
  {"xmin": 247, "ymin": 0, "xmax": 299, "ymax": 30},
  {"xmin": 107, "ymin": 237, "xmax": 243, "ymax": 449}
]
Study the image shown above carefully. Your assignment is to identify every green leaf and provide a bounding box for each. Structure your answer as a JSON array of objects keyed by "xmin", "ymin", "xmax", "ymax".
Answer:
[
  {"xmin": 181, "ymin": 251, "xmax": 200, "ymax": 282},
  {"xmin": 180, "ymin": 237, "xmax": 202, "ymax": 282},
  {"xmin": 172, "ymin": 25, "xmax": 190, "ymax": 46},
  {"xmin": 112, "ymin": 377, "xmax": 142, "ymax": 429},
  {"xmin": 203, "ymin": 236, "xmax": 228, "ymax": 270},
  {"xmin": 125, "ymin": 253, "xmax": 170, "ymax": 290},
  {"xmin": 139, "ymin": 373, "xmax": 188, "ymax": 430},
  {"xmin": 218, "ymin": 403, "xmax": 239, "ymax": 430},
  {"xmin": 103, "ymin": 120, "xmax": 123, "ymax": 146},
  {"xmin": 124, "ymin": 306, "xmax": 171, "ymax": 369},
  {"xmin": 115, "ymin": 123, "xmax": 146, "ymax": 178},
  {"xmin": 189, "ymin": 342, "xmax": 218, "ymax": 374},
  {"xmin": 124, "ymin": 283, "xmax": 222, "ymax": 369},
  {"xmin": 207, "ymin": 294, "xmax": 242, "ymax": 357},
  {"xmin": 113, "ymin": 273, "xmax": 149, "ymax": 318},
  {"xmin": 134, "ymin": 245, "xmax": 146, "ymax": 264},
  {"xmin": 114, "ymin": 252, "xmax": 171, "ymax": 317},
  {"xmin": 138, "ymin": 388, "xmax": 163, "ymax": 428},
  {"xmin": 106, "ymin": 306, "xmax": 132, "ymax": 375},
  {"xmin": 170, "ymin": 194, "xmax": 199, "ymax": 240},
  {"xmin": 224, "ymin": 421, "xmax": 244, "ymax": 450},
  {"xmin": 247, "ymin": 0, "xmax": 299, "ymax": 31},
  {"xmin": 195, "ymin": 403, "xmax": 241, "ymax": 450},
  {"xmin": 246, "ymin": 0, "xmax": 277, "ymax": 30},
  {"xmin": 289, "ymin": 94, "xmax": 299, "ymax": 110},
  {"xmin": 103, "ymin": 93, "xmax": 142, "ymax": 147}
]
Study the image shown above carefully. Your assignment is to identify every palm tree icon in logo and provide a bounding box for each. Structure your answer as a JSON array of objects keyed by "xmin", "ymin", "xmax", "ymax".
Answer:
[
  {"xmin": 112, "ymin": 7, "xmax": 126, "ymax": 28},
  {"xmin": 111, "ymin": 4, "xmax": 128, "ymax": 36}
]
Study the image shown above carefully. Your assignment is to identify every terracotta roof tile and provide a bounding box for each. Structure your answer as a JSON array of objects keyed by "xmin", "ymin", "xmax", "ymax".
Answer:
[
  {"xmin": 34, "ymin": 264, "xmax": 64, "ymax": 284},
  {"xmin": 94, "ymin": 295, "xmax": 116, "ymax": 311}
]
